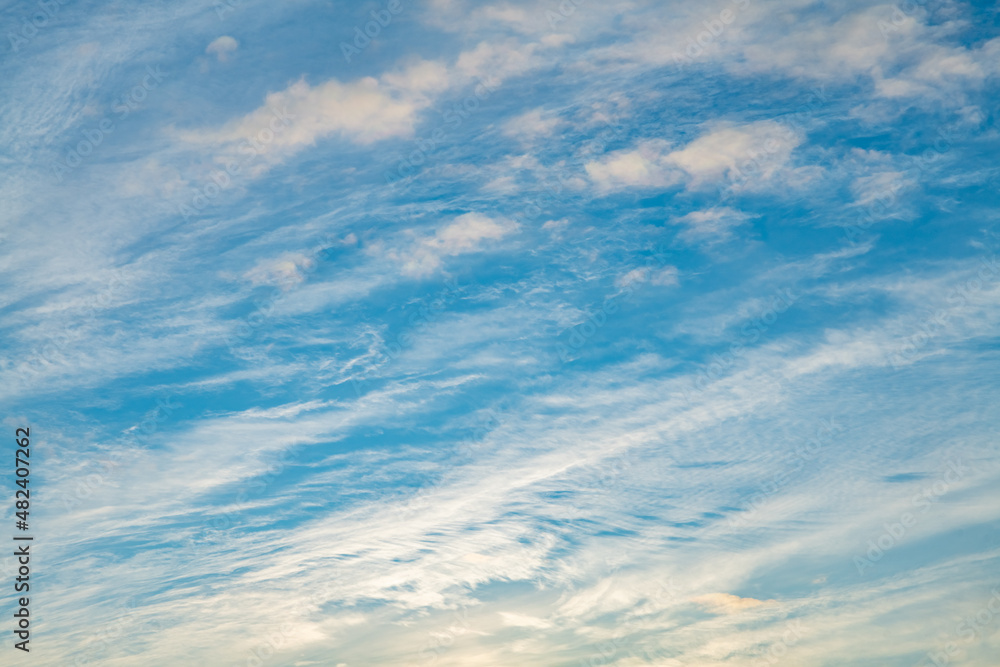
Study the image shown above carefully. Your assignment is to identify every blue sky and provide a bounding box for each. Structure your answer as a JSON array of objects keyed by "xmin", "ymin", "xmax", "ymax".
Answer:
[{"xmin": 1, "ymin": 0, "xmax": 999, "ymax": 664}]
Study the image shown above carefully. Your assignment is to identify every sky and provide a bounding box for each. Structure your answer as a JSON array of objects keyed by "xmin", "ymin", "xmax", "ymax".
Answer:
[{"xmin": 1, "ymin": 0, "xmax": 999, "ymax": 665}]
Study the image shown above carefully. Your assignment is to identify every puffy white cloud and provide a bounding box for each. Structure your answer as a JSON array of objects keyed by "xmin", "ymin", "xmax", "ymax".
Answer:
[
  {"xmin": 399, "ymin": 213, "xmax": 519, "ymax": 277},
  {"xmin": 206, "ymin": 35, "xmax": 238, "ymax": 61},
  {"xmin": 176, "ymin": 58, "xmax": 464, "ymax": 181},
  {"xmin": 380, "ymin": 59, "xmax": 452, "ymax": 98},
  {"xmin": 665, "ymin": 121, "xmax": 801, "ymax": 186},
  {"xmin": 606, "ymin": 2, "xmax": 999, "ymax": 110},
  {"xmin": 179, "ymin": 37, "xmax": 534, "ymax": 176},
  {"xmin": 183, "ymin": 75, "xmax": 423, "ymax": 159},
  {"xmin": 243, "ymin": 253, "xmax": 317, "ymax": 289},
  {"xmin": 503, "ymin": 108, "xmax": 563, "ymax": 141},
  {"xmin": 673, "ymin": 207, "xmax": 753, "ymax": 245},
  {"xmin": 585, "ymin": 139, "xmax": 681, "ymax": 191},
  {"xmin": 456, "ymin": 39, "xmax": 538, "ymax": 83},
  {"xmin": 586, "ymin": 121, "xmax": 802, "ymax": 192},
  {"xmin": 733, "ymin": 5, "xmax": 1000, "ymax": 105}
]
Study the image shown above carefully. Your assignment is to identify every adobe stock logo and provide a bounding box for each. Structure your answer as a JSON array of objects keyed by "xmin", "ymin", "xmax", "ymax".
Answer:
[
  {"xmin": 52, "ymin": 65, "xmax": 167, "ymax": 182},
  {"xmin": 340, "ymin": 0, "xmax": 404, "ymax": 63},
  {"xmin": 6, "ymin": 0, "xmax": 70, "ymax": 53},
  {"xmin": 925, "ymin": 587, "xmax": 1000, "ymax": 667},
  {"xmin": 674, "ymin": 0, "xmax": 751, "ymax": 70},
  {"xmin": 853, "ymin": 460, "xmax": 967, "ymax": 575}
]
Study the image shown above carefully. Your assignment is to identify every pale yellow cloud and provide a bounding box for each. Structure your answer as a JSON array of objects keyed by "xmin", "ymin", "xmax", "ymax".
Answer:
[
  {"xmin": 498, "ymin": 611, "xmax": 553, "ymax": 629},
  {"xmin": 693, "ymin": 592, "xmax": 777, "ymax": 614}
]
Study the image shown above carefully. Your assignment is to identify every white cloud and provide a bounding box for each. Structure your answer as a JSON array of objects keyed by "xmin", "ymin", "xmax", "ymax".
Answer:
[
  {"xmin": 850, "ymin": 171, "xmax": 912, "ymax": 207},
  {"xmin": 399, "ymin": 213, "xmax": 519, "ymax": 277},
  {"xmin": 585, "ymin": 139, "xmax": 680, "ymax": 192},
  {"xmin": 673, "ymin": 207, "xmax": 752, "ymax": 245},
  {"xmin": 243, "ymin": 253, "xmax": 318, "ymax": 289},
  {"xmin": 421, "ymin": 0, "xmax": 635, "ymax": 43},
  {"xmin": 175, "ymin": 58, "xmax": 467, "ymax": 179},
  {"xmin": 380, "ymin": 59, "xmax": 452, "ymax": 98},
  {"xmin": 649, "ymin": 267, "xmax": 680, "ymax": 286},
  {"xmin": 586, "ymin": 121, "xmax": 802, "ymax": 193},
  {"xmin": 179, "ymin": 40, "xmax": 531, "ymax": 175},
  {"xmin": 429, "ymin": 214, "xmax": 514, "ymax": 254},
  {"xmin": 616, "ymin": 266, "xmax": 679, "ymax": 289},
  {"xmin": 741, "ymin": 7, "xmax": 898, "ymax": 80},
  {"xmin": 456, "ymin": 39, "xmax": 538, "ymax": 83},
  {"xmin": 183, "ymin": 75, "xmax": 423, "ymax": 161},
  {"xmin": 541, "ymin": 218, "xmax": 570, "ymax": 239},
  {"xmin": 607, "ymin": 2, "xmax": 999, "ymax": 110},
  {"xmin": 732, "ymin": 5, "xmax": 1000, "ymax": 105},
  {"xmin": 503, "ymin": 108, "xmax": 563, "ymax": 141},
  {"xmin": 498, "ymin": 611, "xmax": 553, "ymax": 629},
  {"xmin": 206, "ymin": 35, "xmax": 238, "ymax": 61},
  {"xmin": 665, "ymin": 121, "xmax": 801, "ymax": 186}
]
